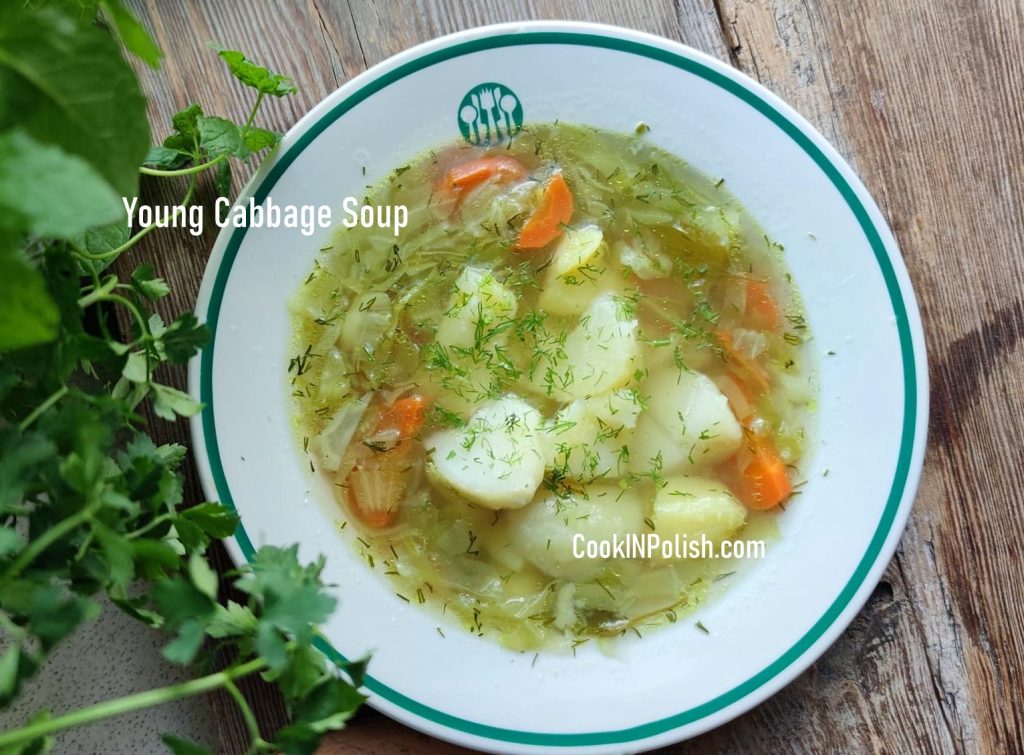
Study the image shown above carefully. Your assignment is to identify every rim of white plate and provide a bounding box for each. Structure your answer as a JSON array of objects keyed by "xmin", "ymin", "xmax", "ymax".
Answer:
[{"xmin": 188, "ymin": 20, "xmax": 929, "ymax": 754}]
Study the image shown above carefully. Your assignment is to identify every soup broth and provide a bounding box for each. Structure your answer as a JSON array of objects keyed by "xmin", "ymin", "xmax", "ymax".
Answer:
[{"xmin": 289, "ymin": 123, "xmax": 816, "ymax": 650}]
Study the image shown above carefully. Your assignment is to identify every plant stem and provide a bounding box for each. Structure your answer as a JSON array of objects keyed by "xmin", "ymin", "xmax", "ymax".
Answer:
[
  {"xmin": 0, "ymin": 658, "xmax": 267, "ymax": 749},
  {"xmin": 126, "ymin": 512, "xmax": 175, "ymax": 540},
  {"xmin": 139, "ymin": 153, "xmax": 228, "ymax": 177},
  {"xmin": 18, "ymin": 385, "xmax": 69, "ymax": 431},
  {"xmin": 2, "ymin": 501, "xmax": 99, "ymax": 580},
  {"xmin": 0, "ymin": 610, "xmax": 27, "ymax": 640},
  {"xmin": 77, "ymin": 275, "xmax": 119, "ymax": 307},
  {"xmin": 224, "ymin": 678, "xmax": 271, "ymax": 753},
  {"xmin": 74, "ymin": 179, "xmax": 198, "ymax": 262},
  {"xmin": 242, "ymin": 92, "xmax": 265, "ymax": 132}
]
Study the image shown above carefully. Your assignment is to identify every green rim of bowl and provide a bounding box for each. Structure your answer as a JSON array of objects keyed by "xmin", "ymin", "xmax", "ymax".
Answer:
[{"xmin": 198, "ymin": 30, "xmax": 919, "ymax": 748}]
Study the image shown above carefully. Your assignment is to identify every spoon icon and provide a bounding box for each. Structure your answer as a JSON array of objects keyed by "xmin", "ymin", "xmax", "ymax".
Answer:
[
  {"xmin": 499, "ymin": 93, "xmax": 518, "ymax": 136},
  {"xmin": 460, "ymin": 104, "xmax": 480, "ymax": 144}
]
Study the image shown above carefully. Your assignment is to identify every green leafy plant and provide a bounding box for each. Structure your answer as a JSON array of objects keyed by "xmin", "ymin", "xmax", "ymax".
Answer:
[{"xmin": 0, "ymin": 4, "xmax": 362, "ymax": 753}]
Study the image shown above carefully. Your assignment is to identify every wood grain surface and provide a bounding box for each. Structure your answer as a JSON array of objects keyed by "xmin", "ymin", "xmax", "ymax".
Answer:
[{"xmin": 118, "ymin": 1, "xmax": 1024, "ymax": 752}]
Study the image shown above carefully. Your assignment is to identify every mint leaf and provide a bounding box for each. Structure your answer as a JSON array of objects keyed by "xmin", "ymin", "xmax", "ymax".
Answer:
[
  {"xmin": 215, "ymin": 159, "xmax": 232, "ymax": 198},
  {"xmin": 99, "ymin": 0, "xmax": 163, "ymax": 68},
  {"xmin": 0, "ymin": 130, "xmax": 123, "ymax": 238},
  {"xmin": 162, "ymin": 103, "xmax": 204, "ymax": 154},
  {"xmin": 0, "ymin": 246, "xmax": 60, "ymax": 352},
  {"xmin": 215, "ymin": 47, "xmax": 298, "ymax": 96},
  {"xmin": 0, "ymin": 6, "xmax": 150, "ymax": 197},
  {"xmin": 72, "ymin": 220, "xmax": 131, "ymax": 275},
  {"xmin": 197, "ymin": 116, "xmax": 242, "ymax": 157},
  {"xmin": 144, "ymin": 146, "xmax": 189, "ymax": 170},
  {"xmin": 243, "ymin": 126, "xmax": 280, "ymax": 153}
]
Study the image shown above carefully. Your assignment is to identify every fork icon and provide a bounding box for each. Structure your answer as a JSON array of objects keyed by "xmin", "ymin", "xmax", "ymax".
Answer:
[{"xmin": 479, "ymin": 87, "xmax": 496, "ymax": 141}]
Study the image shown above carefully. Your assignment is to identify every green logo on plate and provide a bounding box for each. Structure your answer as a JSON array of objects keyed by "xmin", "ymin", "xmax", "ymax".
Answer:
[{"xmin": 458, "ymin": 83, "xmax": 522, "ymax": 145}]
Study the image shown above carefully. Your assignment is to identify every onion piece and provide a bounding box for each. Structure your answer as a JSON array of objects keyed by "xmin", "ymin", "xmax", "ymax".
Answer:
[
  {"xmin": 731, "ymin": 327, "xmax": 768, "ymax": 359},
  {"xmin": 311, "ymin": 393, "xmax": 372, "ymax": 472}
]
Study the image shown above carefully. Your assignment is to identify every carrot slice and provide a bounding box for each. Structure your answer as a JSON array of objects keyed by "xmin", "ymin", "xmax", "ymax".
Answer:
[
  {"xmin": 444, "ymin": 156, "xmax": 525, "ymax": 194},
  {"xmin": 745, "ymin": 281, "xmax": 782, "ymax": 330},
  {"xmin": 375, "ymin": 395, "xmax": 427, "ymax": 440},
  {"xmin": 736, "ymin": 436, "xmax": 792, "ymax": 510},
  {"xmin": 516, "ymin": 172, "xmax": 573, "ymax": 249}
]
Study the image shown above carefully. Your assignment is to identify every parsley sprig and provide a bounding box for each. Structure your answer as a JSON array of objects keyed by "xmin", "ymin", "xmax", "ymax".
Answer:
[{"xmin": 0, "ymin": 5, "xmax": 361, "ymax": 753}]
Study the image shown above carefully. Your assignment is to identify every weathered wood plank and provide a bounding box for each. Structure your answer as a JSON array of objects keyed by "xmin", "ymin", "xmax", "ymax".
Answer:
[
  {"xmin": 713, "ymin": 0, "xmax": 1024, "ymax": 752},
  {"xmin": 120, "ymin": 2, "xmax": 370, "ymax": 749},
  {"xmin": 112, "ymin": 1, "xmax": 1024, "ymax": 753}
]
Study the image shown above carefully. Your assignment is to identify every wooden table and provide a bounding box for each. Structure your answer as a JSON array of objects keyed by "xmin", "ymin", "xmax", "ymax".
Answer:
[{"xmin": 123, "ymin": 1, "xmax": 1024, "ymax": 752}]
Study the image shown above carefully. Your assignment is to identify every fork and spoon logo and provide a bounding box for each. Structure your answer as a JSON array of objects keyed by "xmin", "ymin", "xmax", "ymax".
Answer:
[{"xmin": 458, "ymin": 83, "xmax": 523, "ymax": 145}]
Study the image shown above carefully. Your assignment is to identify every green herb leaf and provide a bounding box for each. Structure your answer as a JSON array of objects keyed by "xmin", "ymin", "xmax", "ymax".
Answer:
[
  {"xmin": 162, "ymin": 734, "xmax": 212, "ymax": 755},
  {"xmin": 0, "ymin": 130, "xmax": 124, "ymax": 238},
  {"xmin": 130, "ymin": 263, "xmax": 171, "ymax": 301},
  {"xmin": 215, "ymin": 158, "xmax": 232, "ymax": 198},
  {"xmin": 162, "ymin": 104, "xmax": 204, "ymax": 154},
  {"xmin": 0, "ymin": 525, "xmax": 23, "ymax": 558},
  {"xmin": 205, "ymin": 600, "xmax": 257, "ymax": 639},
  {"xmin": 179, "ymin": 503, "xmax": 239, "ymax": 539},
  {"xmin": 93, "ymin": 522, "xmax": 135, "ymax": 588},
  {"xmin": 144, "ymin": 146, "xmax": 190, "ymax": 170},
  {"xmin": 99, "ymin": 0, "xmax": 163, "ymax": 68},
  {"xmin": 242, "ymin": 126, "xmax": 281, "ymax": 153},
  {"xmin": 151, "ymin": 383, "xmax": 202, "ymax": 420},
  {"xmin": 197, "ymin": 116, "xmax": 242, "ymax": 157},
  {"xmin": 159, "ymin": 313, "xmax": 209, "ymax": 363},
  {"xmin": 0, "ymin": 247, "xmax": 60, "ymax": 352},
  {"xmin": 162, "ymin": 617, "xmax": 207, "ymax": 665},
  {"xmin": 0, "ymin": 6, "xmax": 150, "ymax": 196},
  {"xmin": 74, "ymin": 220, "xmax": 131, "ymax": 274},
  {"xmin": 187, "ymin": 552, "xmax": 218, "ymax": 600},
  {"xmin": 0, "ymin": 645, "xmax": 31, "ymax": 706},
  {"xmin": 214, "ymin": 47, "xmax": 298, "ymax": 96},
  {"xmin": 152, "ymin": 575, "xmax": 215, "ymax": 627}
]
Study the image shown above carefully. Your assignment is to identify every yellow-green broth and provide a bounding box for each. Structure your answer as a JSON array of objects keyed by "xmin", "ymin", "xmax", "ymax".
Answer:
[{"xmin": 289, "ymin": 123, "xmax": 815, "ymax": 651}]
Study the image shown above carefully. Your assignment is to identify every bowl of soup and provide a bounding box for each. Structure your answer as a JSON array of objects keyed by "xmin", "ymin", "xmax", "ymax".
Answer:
[{"xmin": 189, "ymin": 21, "xmax": 928, "ymax": 754}]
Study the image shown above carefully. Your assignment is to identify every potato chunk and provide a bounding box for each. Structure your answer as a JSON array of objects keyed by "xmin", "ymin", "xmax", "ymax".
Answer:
[
  {"xmin": 652, "ymin": 476, "xmax": 747, "ymax": 555},
  {"xmin": 544, "ymin": 388, "xmax": 643, "ymax": 482},
  {"xmin": 425, "ymin": 395, "xmax": 545, "ymax": 510},
  {"xmin": 423, "ymin": 267, "xmax": 519, "ymax": 415},
  {"xmin": 631, "ymin": 368, "xmax": 742, "ymax": 475},
  {"xmin": 538, "ymin": 225, "xmax": 624, "ymax": 316},
  {"xmin": 506, "ymin": 484, "xmax": 645, "ymax": 580},
  {"xmin": 527, "ymin": 292, "xmax": 640, "ymax": 401},
  {"xmin": 436, "ymin": 266, "xmax": 517, "ymax": 350}
]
